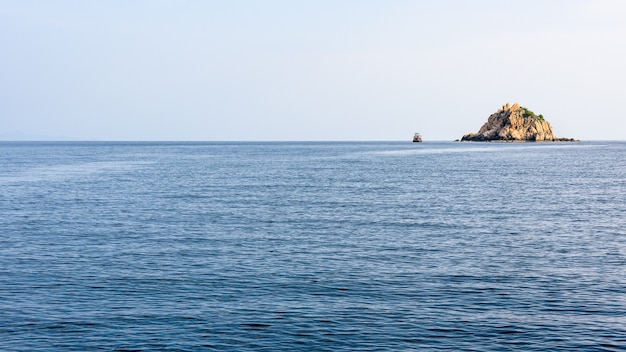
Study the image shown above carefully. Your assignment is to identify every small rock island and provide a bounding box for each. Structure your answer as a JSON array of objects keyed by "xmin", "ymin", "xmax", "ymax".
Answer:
[{"xmin": 461, "ymin": 103, "xmax": 578, "ymax": 142}]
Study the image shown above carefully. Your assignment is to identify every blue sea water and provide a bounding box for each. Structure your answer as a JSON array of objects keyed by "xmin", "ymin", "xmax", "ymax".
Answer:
[{"xmin": 1, "ymin": 141, "xmax": 625, "ymax": 351}]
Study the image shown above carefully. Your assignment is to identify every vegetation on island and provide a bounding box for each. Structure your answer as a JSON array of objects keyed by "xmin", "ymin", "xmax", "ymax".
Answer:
[
  {"xmin": 460, "ymin": 102, "xmax": 578, "ymax": 142},
  {"xmin": 521, "ymin": 106, "xmax": 545, "ymax": 121}
]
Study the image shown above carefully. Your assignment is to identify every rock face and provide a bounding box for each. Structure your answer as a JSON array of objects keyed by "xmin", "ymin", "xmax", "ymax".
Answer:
[{"xmin": 461, "ymin": 103, "xmax": 578, "ymax": 142}]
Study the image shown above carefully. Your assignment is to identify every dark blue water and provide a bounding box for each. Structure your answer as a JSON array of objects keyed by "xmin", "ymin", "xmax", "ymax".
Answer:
[{"xmin": 1, "ymin": 141, "xmax": 625, "ymax": 351}]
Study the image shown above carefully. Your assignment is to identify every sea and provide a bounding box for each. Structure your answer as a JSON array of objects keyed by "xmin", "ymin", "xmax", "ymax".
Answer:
[{"xmin": 1, "ymin": 141, "xmax": 625, "ymax": 351}]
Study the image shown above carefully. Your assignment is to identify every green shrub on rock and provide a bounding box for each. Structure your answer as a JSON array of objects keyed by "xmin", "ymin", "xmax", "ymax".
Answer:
[
  {"xmin": 521, "ymin": 106, "xmax": 546, "ymax": 120},
  {"xmin": 521, "ymin": 106, "xmax": 536, "ymax": 118}
]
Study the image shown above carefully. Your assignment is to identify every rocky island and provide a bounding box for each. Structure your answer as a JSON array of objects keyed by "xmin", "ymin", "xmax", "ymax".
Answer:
[{"xmin": 460, "ymin": 103, "xmax": 578, "ymax": 142}]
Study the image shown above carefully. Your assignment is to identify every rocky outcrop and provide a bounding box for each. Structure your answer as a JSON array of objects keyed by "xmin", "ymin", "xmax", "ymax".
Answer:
[{"xmin": 461, "ymin": 103, "xmax": 578, "ymax": 142}]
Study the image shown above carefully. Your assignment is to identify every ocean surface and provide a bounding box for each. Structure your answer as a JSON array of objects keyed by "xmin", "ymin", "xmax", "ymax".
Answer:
[{"xmin": 1, "ymin": 141, "xmax": 625, "ymax": 351}]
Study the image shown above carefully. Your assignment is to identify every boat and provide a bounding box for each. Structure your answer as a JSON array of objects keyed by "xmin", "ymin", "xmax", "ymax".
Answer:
[{"xmin": 412, "ymin": 133, "xmax": 423, "ymax": 143}]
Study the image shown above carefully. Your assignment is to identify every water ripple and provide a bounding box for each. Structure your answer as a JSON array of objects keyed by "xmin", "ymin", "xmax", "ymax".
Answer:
[{"xmin": 1, "ymin": 141, "xmax": 625, "ymax": 351}]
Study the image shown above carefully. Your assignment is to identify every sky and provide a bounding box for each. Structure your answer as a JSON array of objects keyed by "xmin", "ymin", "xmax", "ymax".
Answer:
[{"xmin": 1, "ymin": 0, "xmax": 625, "ymax": 141}]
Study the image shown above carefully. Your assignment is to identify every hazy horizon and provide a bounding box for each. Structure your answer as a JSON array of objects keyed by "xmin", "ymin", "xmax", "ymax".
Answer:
[{"xmin": 2, "ymin": 1, "xmax": 625, "ymax": 141}]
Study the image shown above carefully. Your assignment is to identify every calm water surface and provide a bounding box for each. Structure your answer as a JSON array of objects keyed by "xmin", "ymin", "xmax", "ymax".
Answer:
[{"xmin": 1, "ymin": 141, "xmax": 625, "ymax": 351}]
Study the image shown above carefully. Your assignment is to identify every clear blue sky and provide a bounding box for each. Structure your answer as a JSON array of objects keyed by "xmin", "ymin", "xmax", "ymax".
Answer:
[{"xmin": 1, "ymin": 0, "xmax": 625, "ymax": 140}]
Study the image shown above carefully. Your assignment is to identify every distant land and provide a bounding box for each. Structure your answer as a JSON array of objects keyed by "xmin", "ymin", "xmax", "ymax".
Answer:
[
  {"xmin": 459, "ymin": 103, "xmax": 578, "ymax": 142},
  {"xmin": 0, "ymin": 131, "xmax": 75, "ymax": 141}
]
